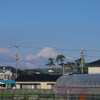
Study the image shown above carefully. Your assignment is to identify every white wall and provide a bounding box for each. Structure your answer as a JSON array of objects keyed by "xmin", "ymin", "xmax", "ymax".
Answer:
[
  {"xmin": 88, "ymin": 67, "xmax": 100, "ymax": 74},
  {"xmin": 0, "ymin": 74, "xmax": 3, "ymax": 79},
  {"xmin": 5, "ymin": 70, "xmax": 12, "ymax": 76}
]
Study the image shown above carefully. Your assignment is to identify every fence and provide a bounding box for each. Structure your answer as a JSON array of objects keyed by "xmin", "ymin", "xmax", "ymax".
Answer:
[{"xmin": 0, "ymin": 93, "xmax": 100, "ymax": 100}]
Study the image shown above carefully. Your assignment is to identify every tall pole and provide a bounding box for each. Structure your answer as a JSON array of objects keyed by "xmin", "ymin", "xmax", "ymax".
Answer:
[
  {"xmin": 80, "ymin": 48, "xmax": 85, "ymax": 74},
  {"xmin": 15, "ymin": 44, "xmax": 20, "ymax": 78},
  {"xmin": 62, "ymin": 64, "xmax": 65, "ymax": 76}
]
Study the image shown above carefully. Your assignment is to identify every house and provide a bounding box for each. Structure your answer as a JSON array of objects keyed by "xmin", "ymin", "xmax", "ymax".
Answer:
[
  {"xmin": 0, "ymin": 66, "xmax": 17, "ymax": 89},
  {"xmin": 88, "ymin": 60, "xmax": 100, "ymax": 74},
  {"xmin": 15, "ymin": 74, "xmax": 61, "ymax": 89},
  {"xmin": 0, "ymin": 66, "xmax": 16, "ymax": 80}
]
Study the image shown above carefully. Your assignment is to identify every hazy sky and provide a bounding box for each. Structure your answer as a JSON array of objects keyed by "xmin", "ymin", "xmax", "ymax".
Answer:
[{"xmin": 0, "ymin": 0, "xmax": 100, "ymax": 68}]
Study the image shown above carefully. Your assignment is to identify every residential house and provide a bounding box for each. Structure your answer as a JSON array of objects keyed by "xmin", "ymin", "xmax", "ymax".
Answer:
[
  {"xmin": 15, "ymin": 74, "xmax": 61, "ymax": 89},
  {"xmin": 0, "ymin": 66, "xmax": 16, "ymax": 80},
  {"xmin": 0, "ymin": 66, "xmax": 16, "ymax": 88},
  {"xmin": 88, "ymin": 60, "xmax": 100, "ymax": 74}
]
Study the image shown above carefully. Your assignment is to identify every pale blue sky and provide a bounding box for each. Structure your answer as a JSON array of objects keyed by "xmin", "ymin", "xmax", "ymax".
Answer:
[{"xmin": 0, "ymin": 0, "xmax": 100, "ymax": 65}]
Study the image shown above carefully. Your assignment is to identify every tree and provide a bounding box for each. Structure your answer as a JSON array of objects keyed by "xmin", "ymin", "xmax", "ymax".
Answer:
[
  {"xmin": 45, "ymin": 58, "xmax": 55, "ymax": 67},
  {"xmin": 46, "ymin": 55, "xmax": 88, "ymax": 75},
  {"xmin": 75, "ymin": 58, "xmax": 88, "ymax": 73},
  {"xmin": 64, "ymin": 62, "xmax": 78, "ymax": 74},
  {"xmin": 64, "ymin": 62, "xmax": 75, "ymax": 67},
  {"xmin": 46, "ymin": 54, "xmax": 66, "ymax": 75},
  {"xmin": 55, "ymin": 54, "xmax": 66, "ymax": 75},
  {"xmin": 56, "ymin": 55, "xmax": 65, "ymax": 64},
  {"xmin": 75, "ymin": 58, "xmax": 81, "ymax": 66}
]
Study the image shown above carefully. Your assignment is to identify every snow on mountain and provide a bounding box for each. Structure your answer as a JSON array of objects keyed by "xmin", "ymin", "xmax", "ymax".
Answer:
[
  {"xmin": 23, "ymin": 47, "xmax": 59, "ymax": 69},
  {"xmin": 25, "ymin": 47, "xmax": 59, "ymax": 61},
  {"xmin": 0, "ymin": 47, "xmax": 75, "ymax": 69},
  {"xmin": 24, "ymin": 47, "xmax": 74, "ymax": 69},
  {"xmin": 35, "ymin": 47, "xmax": 58, "ymax": 58}
]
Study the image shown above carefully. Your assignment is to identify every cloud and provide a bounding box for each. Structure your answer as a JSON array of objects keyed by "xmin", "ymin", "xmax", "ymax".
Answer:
[
  {"xmin": 0, "ymin": 48, "xmax": 15, "ymax": 66},
  {"xmin": 25, "ymin": 54, "xmax": 35, "ymax": 61},
  {"xmin": 65, "ymin": 56, "xmax": 75, "ymax": 60},
  {"xmin": 0, "ymin": 48, "xmax": 9, "ymax": 54},
  {"xmin": 25, "ymin": 62, "xmax": 35, "ymax": 68}
]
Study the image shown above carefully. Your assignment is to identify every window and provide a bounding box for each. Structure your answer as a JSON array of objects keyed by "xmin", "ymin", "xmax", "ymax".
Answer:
[
  {"xmin": 47, "ymin": 83, "xmax": 55, "ymax": 89},
  {"xmin": 21, "ymin": 83, "xmax": 41, "ymax": 89},
  {"xmin": 4, "ymin": 74, "xmax": 10, "ymax": 80}
]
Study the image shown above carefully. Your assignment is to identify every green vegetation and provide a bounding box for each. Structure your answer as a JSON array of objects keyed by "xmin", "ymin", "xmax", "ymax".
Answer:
[
  {"xmin": 0, "ymin": 92, "xmax": 100, "ymax": 100},
  {"xmin": 0, "ymin": 92, "xmax": 54, "ymax": 100},
  {"xmin": 46, "ymin": 54, "xmax": 88, "ymax": 74}
]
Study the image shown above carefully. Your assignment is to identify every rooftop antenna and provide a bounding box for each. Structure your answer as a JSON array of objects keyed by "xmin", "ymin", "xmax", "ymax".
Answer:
[
  {"xmin": 15, "ymin": 44, "xmax": 20, "ymax": 78},
  {"xmin": 80, "ymin": 48, "xmax": 85, "ymax": 74}
]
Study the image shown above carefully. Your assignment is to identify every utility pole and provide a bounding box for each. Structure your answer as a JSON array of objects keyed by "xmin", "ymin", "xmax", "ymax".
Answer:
[
  {"xmin": 62, "ymin": 63, "xmax": 65, "ymax": 76},
  {"xmin": 15, "ymin": 44, "xmax": 20, "ymax": 78},
  {"xmin": 80, "ymin": 48, "xmax": 85, "ymax": 74}
]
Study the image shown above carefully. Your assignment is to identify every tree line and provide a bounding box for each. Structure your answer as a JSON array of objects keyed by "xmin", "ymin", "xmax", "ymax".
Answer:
[{"xmin": 45, "ymin": 54, "xmax": 88, "ymax": 75}]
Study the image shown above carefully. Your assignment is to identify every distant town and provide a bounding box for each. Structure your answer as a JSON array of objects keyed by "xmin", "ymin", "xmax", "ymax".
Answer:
[{"xmin": 0, "ymin": 57, "xmax": 99, "ymax": 89}]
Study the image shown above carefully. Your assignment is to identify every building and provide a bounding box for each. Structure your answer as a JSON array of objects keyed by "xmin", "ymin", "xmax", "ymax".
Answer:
[
  {"xmin": 15, "ymin": 74, "xmax": 61, "ymax": 89},
  {"xmin": 0, "ymin": 66, "xmax": 16, "ymax": 89},
  {"xmin": 88, "ymin": 60, "xmax": 100, "ymax": 74},
  {"xmin": 55, "ymin": 74, "xmax": 100, "ymax": 100},
  {"xmin": 0, "ymin": 66, "xmax": 16, "ymax": 80}
]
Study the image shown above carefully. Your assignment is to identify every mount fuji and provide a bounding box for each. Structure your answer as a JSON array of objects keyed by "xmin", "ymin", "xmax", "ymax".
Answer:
[{"xmin": 22, "ymin": 47, "xmax": 74, "ymax": 69}]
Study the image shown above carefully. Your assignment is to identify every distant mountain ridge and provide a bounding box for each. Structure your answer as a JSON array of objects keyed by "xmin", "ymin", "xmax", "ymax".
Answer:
[
  {"xmin": 23, "ymin": 47, "xmax": 74, "ymax": 69},
  {"xmin": 0, "ymin": 47, "xmax": 74, "ymax": 69}
]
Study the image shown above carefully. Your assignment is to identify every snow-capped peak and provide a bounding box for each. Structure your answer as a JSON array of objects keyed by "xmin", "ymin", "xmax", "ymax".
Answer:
[{"xmin": 35, "ymin": 47, "xmax": 58, "ymax": 58}]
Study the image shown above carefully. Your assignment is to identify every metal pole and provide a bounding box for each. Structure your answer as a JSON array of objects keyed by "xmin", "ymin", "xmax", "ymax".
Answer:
[
  {"xmin": 15, "ymin": 44, "xmax": 20, "ymax": 78},
  {"xmin": 63, "ymin": 64, "xmax": 65, "ymax": 75},
  {"xmin": 80, "ymin": 49, "xmax": 85, "ymax": 74}
]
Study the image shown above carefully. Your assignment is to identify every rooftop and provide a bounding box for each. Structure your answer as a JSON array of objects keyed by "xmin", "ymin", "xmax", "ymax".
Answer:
[
  {"xmin": 55, "ymin": 74, "xmax": 100, "ymax": 87},
  {"xmin": 88, "ymin": 60, "xmax": 100, "ymax": 67},
  {"xmin": 15, "ymin": 74, "xmax": 61, "ymax": 82}
]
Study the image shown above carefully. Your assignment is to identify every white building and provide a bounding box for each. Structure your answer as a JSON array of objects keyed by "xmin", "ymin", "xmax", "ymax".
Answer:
[
  {"xmin": 0, "ymin": 66, "xmax": 16, "ymax": 80},
  {"xmin": 88, "ymin": 60, "xmax": 100, "ymax": 74}
]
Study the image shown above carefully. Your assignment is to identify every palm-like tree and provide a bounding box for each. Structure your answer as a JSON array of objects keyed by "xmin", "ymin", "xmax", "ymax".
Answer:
[
  {"xmin": 45, "ymin": 58, "xmax": 55, "ymax": 67},
  {"xmin": 56, "ymin": 54, "xmax": 66, "ymax": 75},
  {"xmin": 56, "ymin": 55, "xmax": 65, "ymax": 64}
]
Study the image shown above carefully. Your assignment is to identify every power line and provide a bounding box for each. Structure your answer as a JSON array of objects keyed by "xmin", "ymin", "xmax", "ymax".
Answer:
[
  {"xmin": 86, "ymin": 56, "xmax": 100, "ymax": 58},
  {"xmin": 3, "ymin": 45, "xmax": 100, "ymax": 53},
  {"xmin": 21, "ymin": 46, "xmax": 81, "ymax": 51},
  {"xmin": 20, "ymin": 46, "xmax": 100, "ymax": 52},
  {"xmin": 2, "ymin": 45, "xmax": 100, "ymax": 61}
]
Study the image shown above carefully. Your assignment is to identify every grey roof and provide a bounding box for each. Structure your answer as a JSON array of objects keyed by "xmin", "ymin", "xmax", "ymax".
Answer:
[
  {"xmin": 0, "ymin": 66, "xmax": 16, "ymax": 73},
  {"xmin": 0, "ymin": 69, "xmax": 10, "ymax": 73},
  {"xmin": 55, "ymin": 74, "xmax": 100, "ymax": 87},
  {"xmin": 88, "ymin": 60, "xmax": 100, "ymax": 67}
]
